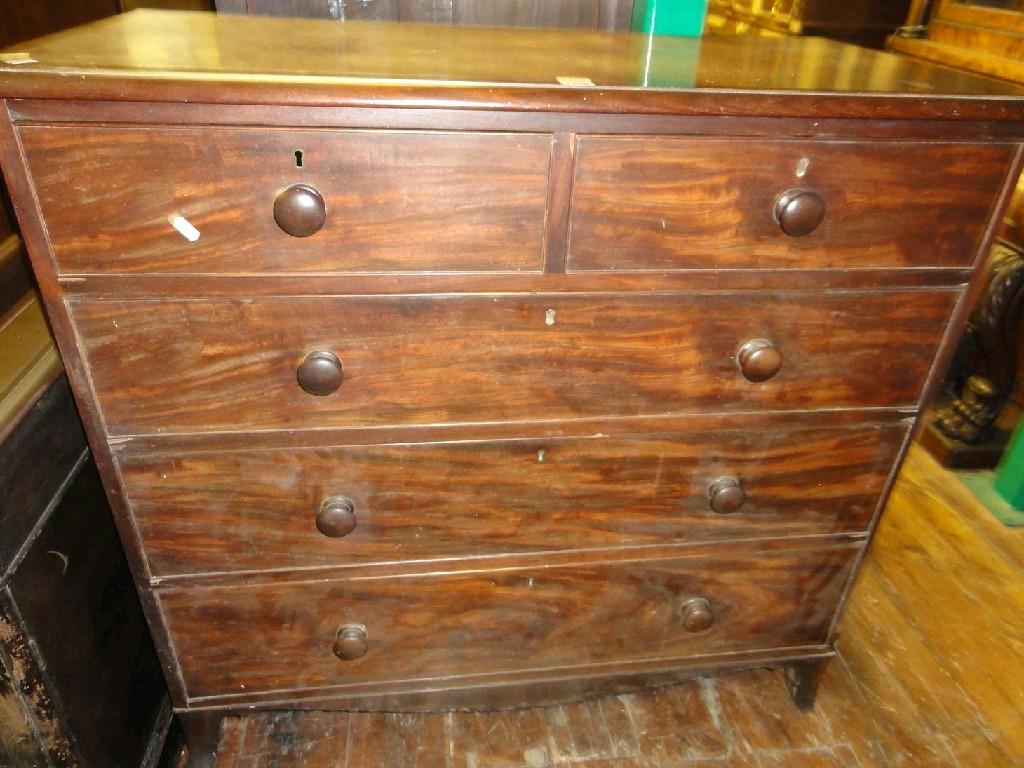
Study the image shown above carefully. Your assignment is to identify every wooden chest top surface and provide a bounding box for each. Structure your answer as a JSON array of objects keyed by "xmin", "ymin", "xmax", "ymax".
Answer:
[{"xmin": 2, "ymin": 9, "xmax": 1024, "ymax": 118}]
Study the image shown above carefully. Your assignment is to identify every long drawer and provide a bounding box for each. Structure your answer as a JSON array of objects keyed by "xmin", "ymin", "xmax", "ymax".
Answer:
[
  {"xmin": 123, "ymin": 419, "xmax": 906, "ymax": 577},
  {"xmin": 159, "ymin": 539, "xmax": 859, "ymax": 700},
  {"xmin": 19, "ymin": 126, "xmax": 551, "ymax": 274},
  {"xmin": 72, "ymin": 290, "xmax": 957, "ymax": 435},
  {"xmin": 569, "ymin": 137, "xmax": 1013, "ymax": 270}
]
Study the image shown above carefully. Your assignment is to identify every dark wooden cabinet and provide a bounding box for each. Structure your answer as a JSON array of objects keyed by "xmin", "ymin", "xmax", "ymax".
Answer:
[
  {"xmin": 0, "ymin": 0, "xmax": 120, "ymax": 50},
  {"xmin": 706, "ymin": 0, "xmax": 911, "ymax": 47},
  {"xmin": 0, "ymin": 198, "xmax": 31, "ymax": 318},
  {"xmin": 889, "ymin": 0, "xmax": 1024, "ymax": 83},
  {"xmin": 1, "ymin": 12, "xmax": 1022, "ymax": 767},
  {"xmin": 0, "ymin": 376, "xmax": 169, "ymax": 767}
]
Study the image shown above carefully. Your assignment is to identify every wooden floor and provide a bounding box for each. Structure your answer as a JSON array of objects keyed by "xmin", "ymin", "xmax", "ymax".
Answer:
[{"xmin": 195, "ymin": 444, "xmax": 1024, "ymax": 768}]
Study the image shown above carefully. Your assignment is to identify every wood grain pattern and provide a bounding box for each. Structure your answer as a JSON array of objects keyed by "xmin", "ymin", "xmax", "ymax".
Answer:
[
  {"xmin": 201, "ymin": 667, "xmax": 902, "ymax": 768},
  {"xmin": 928, "ymin": 19, "xmax": 1024, "ymax": 65},
  {"xmin": 569, "ymin": 137, "xmax": 1015, "ymax": 270},
  {"xmin": 19, "ymin": 125, "xmax": 551, "ymax": 274},
  {"xmin": 542, "ymin": 132, "xmax": 574, "ymax": 273},
  {"xmin": 936, "ymin": 0, "xmax": 1024, "ymax": 36},
  {"xmin": 831, "ymin": 445, "xmax": 1024, "ymax": 764},
  {"xmin": 121, "ymin": 421, "xmax": 905, "ymax": 578},
  {"xmin": 159, "ymin": 539, "xmax": 858, "ymax": 700},
  {"xmin": 71, "ymin": 291, "xmax": 956, "ymax": 436}
]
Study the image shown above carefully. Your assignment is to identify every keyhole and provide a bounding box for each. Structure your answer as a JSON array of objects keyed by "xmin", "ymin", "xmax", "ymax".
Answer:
[{"xmin": 294, "ymin": 150, "xmax": 304, "ymax": 168}]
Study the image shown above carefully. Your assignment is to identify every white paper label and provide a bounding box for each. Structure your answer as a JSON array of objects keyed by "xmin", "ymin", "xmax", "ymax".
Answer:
[
  {"xmin": 1, "ymin": 52, "xmax": 38, "ymax": 65},
  {"xmin": 556, "ymin": 76, "xmax": 595, "ymax": 86},
  {"xmin": 169, "ymin": 214, "xmax": 201, "ymax": 242}
]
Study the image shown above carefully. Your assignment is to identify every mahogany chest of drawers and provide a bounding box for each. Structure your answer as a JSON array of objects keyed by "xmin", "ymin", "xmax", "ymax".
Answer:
[{"xmin": 2, "ymin": 11, "xmax": 1023, "ymax": 766}]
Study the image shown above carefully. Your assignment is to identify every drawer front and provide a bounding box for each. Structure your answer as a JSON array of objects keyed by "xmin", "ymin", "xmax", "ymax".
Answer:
[
  {"xmin": 160, "ymin": 541, "xmax": 858, "ymax": 699},
  {"xmin": 569, "ymin": 138, "xmax": 1014, "ymax": 271},
  {"xmin": 124, "ymin": 420, "xmax": 906, "ymax": 577},
  {"xmin": 72, "ymin": 291, "xmax": 956, "ymax": 435},
  {"xmin": 20, "ymin": 126, "xmax": 551, "ymax": 274}
]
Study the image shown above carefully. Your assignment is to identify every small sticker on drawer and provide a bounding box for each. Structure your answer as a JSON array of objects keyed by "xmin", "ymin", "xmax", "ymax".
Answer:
[
  {"xmin": 1, "ymin": 52, "xmax": 37, "ymax": 65},
  {"xmin": 169, "ymin": 214, "xmax": 201, "ymax": 242},
  {"xmin": 557, "ymin": 76, "xmax": 595, "ymax": 86}
]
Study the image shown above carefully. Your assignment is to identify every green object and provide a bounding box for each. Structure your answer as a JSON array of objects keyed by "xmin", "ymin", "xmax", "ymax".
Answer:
[
  {"xmin": 959, "ymin": 471, "xmax": 1024, "ymax": 527},
  {"xmin": 631, "ymin": 0, "xmax": 708, "ymax": 37},
  {"xmin": 628, "ymin": 0, "xmax": 706, "ymax": 88},
  {"xmin": 994, "ymin": 415, "xmax": 1024, "ymax": 509}
]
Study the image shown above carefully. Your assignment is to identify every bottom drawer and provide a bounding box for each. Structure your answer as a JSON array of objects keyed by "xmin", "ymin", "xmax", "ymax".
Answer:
[{"xmin": 160, "ymin": 539, "xmax": 859, "ymax": 700}]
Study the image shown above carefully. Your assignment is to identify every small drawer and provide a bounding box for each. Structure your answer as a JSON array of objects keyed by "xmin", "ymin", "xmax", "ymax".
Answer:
[
  {"xmin": 19, "ymin": 125, "xmax": 551, "ymax": 274},
  {"xmin": 72, "ymin": 290, "xmax": 956, "ymax": 435},
  {"xmin": 123, "ymin": 419, "xmax": 906, "ymax": 578},
  {"xmin": 569, "ymin": 137, "xmax": 1014, "ymax": 270},
  {"xmin": 159, "ymin": 539, "xmax": 858, "ymax": 700}
]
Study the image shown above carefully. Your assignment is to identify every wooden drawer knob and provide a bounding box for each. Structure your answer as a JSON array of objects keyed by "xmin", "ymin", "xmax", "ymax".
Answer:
[
  {"xmin": 737, "ymin": 339, "xmax": 782, "ymax": 382},
  {"xmin": 773, "ymin": 189, "xmax": 825, "ymax": 237},
  {"xmin": 316, "ymin": 496, "xmax": 357, "ymax": 538},
  {"xmin": 333, "ymin": 624, "xmax": 368, "ymax": 661},
  {"xmin": 297, "ymin": 350, "xmax": 343, "ymax": 396},
  {"xmin": 274, "ymin": 183, "xmax": 326, "ymax": 237},
  {"xmin": 708, "ymin": 477, "xmax": 745, "ymax": 514},
  {"xmin": 681, "ymin": 598, "xmax": 715, "ymax": 633}
]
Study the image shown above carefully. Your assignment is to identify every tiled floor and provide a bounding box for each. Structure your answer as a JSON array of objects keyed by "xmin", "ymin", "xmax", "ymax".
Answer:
[{"xmin": 194, "ymin": 445, "xmax": 1024, "ymax": 767}]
